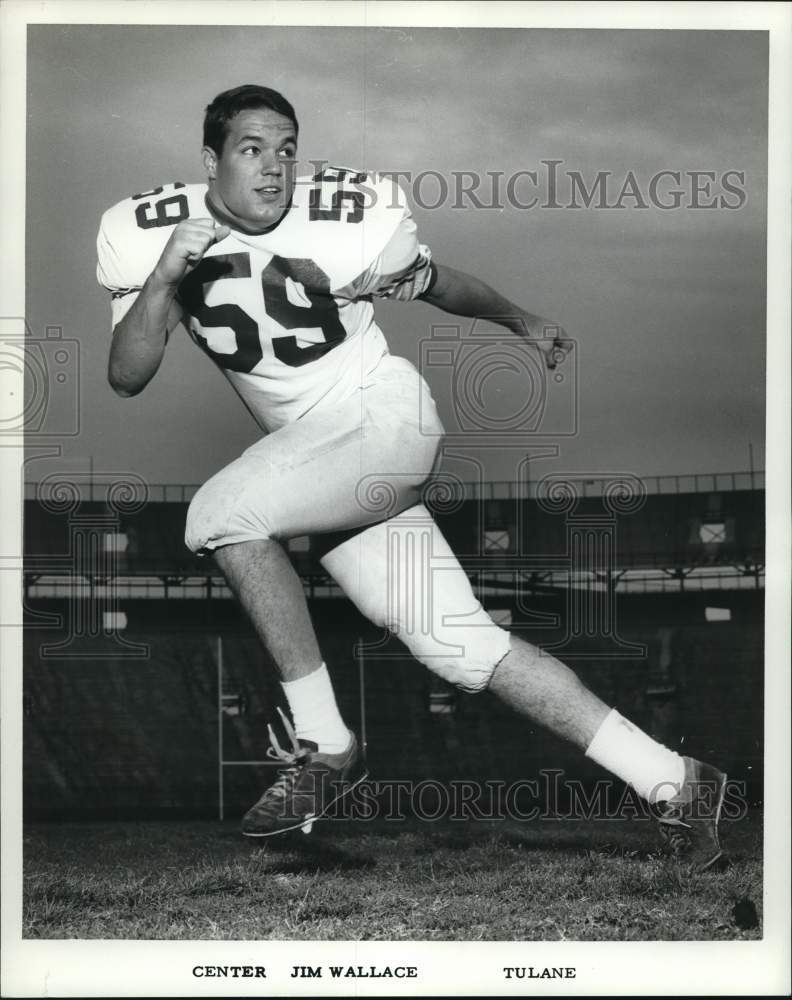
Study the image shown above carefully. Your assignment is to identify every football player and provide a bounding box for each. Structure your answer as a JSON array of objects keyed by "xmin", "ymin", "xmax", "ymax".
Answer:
[{"xmin": 98, "ymin": 85, "xmax": 726, "ymax": 867}]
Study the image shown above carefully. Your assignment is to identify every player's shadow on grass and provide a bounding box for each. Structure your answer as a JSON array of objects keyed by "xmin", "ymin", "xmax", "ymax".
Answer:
[
  {"xmin": 406, "ymin": 818, "xmax": 608, "ymax": 854},
  {"xmin": 495, "ymin": 823, "xmax": 647, "ymax": 856},
  {"xmin": 249, "ymin": 833, "xmax": 377, "ymax": 874}
]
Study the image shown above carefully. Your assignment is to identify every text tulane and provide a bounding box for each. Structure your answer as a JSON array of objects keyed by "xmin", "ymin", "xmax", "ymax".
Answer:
[{"xmin": 503, "ymin": 966, "xmax": 577, "ymax": 979}]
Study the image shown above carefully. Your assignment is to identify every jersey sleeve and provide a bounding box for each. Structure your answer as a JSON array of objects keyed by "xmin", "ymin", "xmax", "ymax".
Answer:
[
  {"xmin": 96, "ymin": 184, "xmax": 199, "ymax": 329},
  {"xmin": 336, "ymin": 183, "xmax": 437, "ymax": 302},
  {"xmin": 96, "ymin": 213, "xmax": 143, "ymax": 328}
]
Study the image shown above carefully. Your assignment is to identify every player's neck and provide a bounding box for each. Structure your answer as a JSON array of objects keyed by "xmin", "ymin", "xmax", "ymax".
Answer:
[{"xmin": 204, "ymin": 191, "xmax": 293, "ymax": 236}]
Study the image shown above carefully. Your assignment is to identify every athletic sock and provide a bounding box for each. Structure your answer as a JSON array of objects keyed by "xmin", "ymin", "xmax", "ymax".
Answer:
[
  {"xmin": 281, "ymin": 663, "xmax": 351, "ymax": 755},
  {"xmin": 584, "ymin": 708, "xmax": 686, "ymax": 804}
]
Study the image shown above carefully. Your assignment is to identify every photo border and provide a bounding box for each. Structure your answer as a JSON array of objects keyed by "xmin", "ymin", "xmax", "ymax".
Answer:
[{"xmin": 1, "ymin": 2, "xmax": 789, "ymax": 996}]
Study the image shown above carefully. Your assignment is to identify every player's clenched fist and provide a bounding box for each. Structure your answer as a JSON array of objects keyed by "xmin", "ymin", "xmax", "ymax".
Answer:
[
  {"xmin": 153, "ymin": 218, "xmax": 231, "ymax": 286},
  {"xmin": 535, "ymin": 323, "xmax": 574, "ymax": 371},
  {"xmin": 516, "ymin": 314, "xmax": 574, "ymax": 371}
]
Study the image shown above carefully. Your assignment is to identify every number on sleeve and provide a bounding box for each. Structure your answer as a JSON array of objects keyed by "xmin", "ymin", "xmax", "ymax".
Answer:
[
  {"xmin": 308, "ymin": 167, "xmax": 367, "ymax": 224},
  {"xmin": 133, "ymin": 183, "xmax": 189, "ymax": 230}
]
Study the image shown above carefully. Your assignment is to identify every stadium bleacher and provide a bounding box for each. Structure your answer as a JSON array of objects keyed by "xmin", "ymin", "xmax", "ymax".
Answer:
[{"xmin": 22, "ymin": 475, "xmax": 765, "ymax": 819}]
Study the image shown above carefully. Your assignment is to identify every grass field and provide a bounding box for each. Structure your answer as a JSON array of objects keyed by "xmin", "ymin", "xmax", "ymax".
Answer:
[{"xmin": 23, "ymin": 809, "xmax": 762, "ymax": 941}]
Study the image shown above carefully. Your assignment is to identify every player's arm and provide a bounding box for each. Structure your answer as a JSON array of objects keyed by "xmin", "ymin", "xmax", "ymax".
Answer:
[
  {"xmin": 421, "ymin": 263, "xmax": 572, "ymax": 369},
  {"xmin": 108, "ymin": 277, "xmax": 183, "ymax": 397},
  {"xmin": 357, "ymin": 179, "xmax": 571, "ymax": 369},
  {"xmin": 107, "ymin": 219, "xmax": 229, "ymax": 397}
]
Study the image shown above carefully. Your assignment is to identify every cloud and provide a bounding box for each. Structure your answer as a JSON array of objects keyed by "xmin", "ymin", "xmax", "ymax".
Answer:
[{"xmin": 25, "ymin": 24, "xmax": 768, "ymax": 483}]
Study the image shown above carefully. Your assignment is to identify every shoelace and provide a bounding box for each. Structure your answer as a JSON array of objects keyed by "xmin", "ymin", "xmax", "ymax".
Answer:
[
  {"xmin": 263, "ymin": 708, "xmax": 311, "ymax": 802},
  {"xmin": 657, "ymin": 805, "xmax": 692, "ymax": 854}
]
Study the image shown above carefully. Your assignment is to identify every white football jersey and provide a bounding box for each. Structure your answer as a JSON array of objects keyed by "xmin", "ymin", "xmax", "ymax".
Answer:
[{"xmin": 97, "ymin": 169, "xmax": 435, "ymax": 430}]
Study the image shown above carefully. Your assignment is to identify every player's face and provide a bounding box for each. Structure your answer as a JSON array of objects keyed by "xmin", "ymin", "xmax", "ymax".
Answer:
[{"xmin": 203, "ymin": 108, "xmax": 297, "ymax": 232}]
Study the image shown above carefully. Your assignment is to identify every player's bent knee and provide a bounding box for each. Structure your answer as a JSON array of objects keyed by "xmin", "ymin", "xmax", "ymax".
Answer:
[
  {"xmin": 185, "ymin": 473, "xmax": 276, "ymax": 554},
  {"xmin": 401, "ymin": 619, "xmax": 511, "ymax": 694}
]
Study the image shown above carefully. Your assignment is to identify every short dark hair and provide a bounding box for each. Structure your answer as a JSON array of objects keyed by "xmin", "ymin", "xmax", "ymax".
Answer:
[{"xmin": 203, "ymin": 85, "xmax": 299, "ymax": 155}]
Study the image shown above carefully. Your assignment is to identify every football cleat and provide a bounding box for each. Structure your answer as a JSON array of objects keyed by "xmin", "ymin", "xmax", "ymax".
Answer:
[
  {"xmin": 656, "ymin": 756, "xmax": 728, "ymax": 870},
  {"xmin": 241, "ymin": 708, "xmax": 367, "ymax": 838}
]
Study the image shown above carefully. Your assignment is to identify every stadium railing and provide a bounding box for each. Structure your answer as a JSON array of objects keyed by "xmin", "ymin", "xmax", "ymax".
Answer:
[{"xmin": 23, "ymin": 468, "xmax": 766, "ymax": 504}]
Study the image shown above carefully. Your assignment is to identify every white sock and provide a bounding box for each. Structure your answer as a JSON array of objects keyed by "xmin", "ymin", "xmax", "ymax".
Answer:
[
  {"xmin": 585, "ymin": 709, "xmax": 686, "ymax": 804},
  {"xmin": 281, "ymin": 663, "xmax": 351, "ymax": 754}
]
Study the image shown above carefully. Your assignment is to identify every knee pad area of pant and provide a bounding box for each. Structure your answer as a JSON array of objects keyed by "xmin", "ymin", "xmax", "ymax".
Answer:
[
  {"xmin": 184, "ymin": 477, "xmax": 273, "ymax": 553},
  {"xmin": 400, "ymin": 621, "xmax": 511, "ymax": 694},
  {"xmin": 184, "ymin": 485, "xmax": 219, "ymax": 553}
]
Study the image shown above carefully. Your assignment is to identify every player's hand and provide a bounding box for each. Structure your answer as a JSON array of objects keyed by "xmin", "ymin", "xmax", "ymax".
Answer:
[
  {"xmin": 153, "ymin": 219, "xmax": 231, "ymax": 286},
  {"xmin": 529, "ymin": 319, "xmax": 574, "ymax": 371}
]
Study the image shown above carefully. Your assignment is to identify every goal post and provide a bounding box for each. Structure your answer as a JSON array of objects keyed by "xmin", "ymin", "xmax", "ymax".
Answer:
[{"xmin": 214, "ymin": 634, "xmax": 368, "ymax": 821}]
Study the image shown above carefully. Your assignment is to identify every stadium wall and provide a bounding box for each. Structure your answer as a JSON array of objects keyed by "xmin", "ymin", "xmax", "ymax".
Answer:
[{"xmin": 22, "ymin": 591, "xmax": 763, "ymax": 820}]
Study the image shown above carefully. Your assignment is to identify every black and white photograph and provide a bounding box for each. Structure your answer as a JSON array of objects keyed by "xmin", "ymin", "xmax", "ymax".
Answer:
[{"xmin": 1, "ymin": 1, "xmax": 790, "ymax": 996}]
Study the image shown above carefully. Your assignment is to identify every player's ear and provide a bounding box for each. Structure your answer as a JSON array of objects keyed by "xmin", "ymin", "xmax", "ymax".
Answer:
[{"xmin": 202, "ymin": 146, "xmax": 218, "ymax": 180}]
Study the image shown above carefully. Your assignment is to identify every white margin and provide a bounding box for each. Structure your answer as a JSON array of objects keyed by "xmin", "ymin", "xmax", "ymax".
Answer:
[{"xmin": 1, "ymin": 2, "xmax": 790, "ymax": 997}]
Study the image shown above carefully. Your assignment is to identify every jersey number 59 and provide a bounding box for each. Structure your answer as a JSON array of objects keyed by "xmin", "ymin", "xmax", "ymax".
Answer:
[{"xmin": 178, "ymin": 252, "xmax": 347, "ymax": 372}]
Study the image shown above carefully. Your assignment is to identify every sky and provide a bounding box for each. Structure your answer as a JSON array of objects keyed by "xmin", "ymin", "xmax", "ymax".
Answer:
[{"xmin": 24, "ymin": 25, "xmax": 768, "ymax": 488}]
